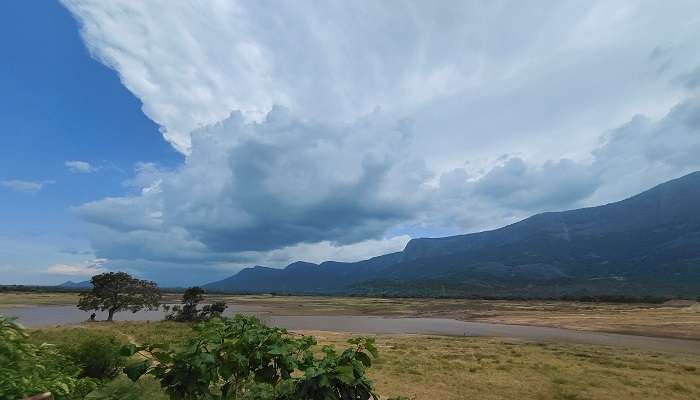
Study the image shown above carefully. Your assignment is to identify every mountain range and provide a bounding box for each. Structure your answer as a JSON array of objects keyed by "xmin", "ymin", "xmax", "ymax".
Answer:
[{"xmin": 204, "ymin": 172, "xmax": 700, "ymax": 298}]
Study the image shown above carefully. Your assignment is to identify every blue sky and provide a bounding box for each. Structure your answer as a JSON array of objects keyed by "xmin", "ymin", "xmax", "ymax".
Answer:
[
  {"xmin": 0, "ymin": 2, "xmax": 181, "ymax": 284},
  {"xmin": 2, "ymin": 1, "xmax": 700, "ymax": 286}
]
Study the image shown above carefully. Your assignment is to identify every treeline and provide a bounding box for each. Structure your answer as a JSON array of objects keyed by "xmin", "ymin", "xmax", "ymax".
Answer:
[
  {"xmin": 350, "ymin": 290, "xmax": 698, "ymax": 303},
  {"xmin": 2, "ymin": 284, "xmax": 689, "ymax": 304},
  {"xmin": 0, "ymin": 284, "xmax": 202, "ymax": 294},
  {"xmin": 353, "ymin": 293, "xmax": 675, "ymax": 304},
  {"xmin": 202, "ymin": 289, "xmax": 687, "ymax": 304},
  {"xmin": 3, "ymin": 284, "xmax": 697, "ymax": 305},
  {"xmin": 0, "ymin": 285, "xmax": 86, "ymax": 293}
]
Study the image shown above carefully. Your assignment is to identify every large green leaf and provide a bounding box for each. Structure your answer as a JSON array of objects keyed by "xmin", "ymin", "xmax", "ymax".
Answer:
[{"xmin": 124, "ymin": 360, "xmax": 149, "ymax": 382}]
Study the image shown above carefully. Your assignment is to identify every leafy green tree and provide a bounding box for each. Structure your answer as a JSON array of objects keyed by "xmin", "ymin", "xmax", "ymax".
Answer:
[
  {"xmin": 78, "ymin": 272, "xmax": 161, "ymax": 321},
  {"xmin": 123, "ymin": 315, "xmax": 380, "ymax": 399},
  {"xmin": 0, "ymin": 315, "xmax": 97, "ymax": 399}
]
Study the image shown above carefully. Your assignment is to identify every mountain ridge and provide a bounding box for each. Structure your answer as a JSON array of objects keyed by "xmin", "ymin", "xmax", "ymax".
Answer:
[
  {"xmin": 57, "ymin": 280, "xmax": 92, "ymax": 289},
  {"xmin": 204, "ymin": 172, "xmax": 700, "ymax": 297}
]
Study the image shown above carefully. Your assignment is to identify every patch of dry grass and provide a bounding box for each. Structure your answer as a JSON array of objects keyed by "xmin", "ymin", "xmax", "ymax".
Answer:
[
  {"xmin": 0, "ymin": 291, "xmax": 80, "ymax": 306},
  {"xmin": 312, "ymin": 332, "xmax": 700, "ymax": 400},
  {"xmin": 27, "ymin": 320, "xmax": 196, "ymax": 347}
]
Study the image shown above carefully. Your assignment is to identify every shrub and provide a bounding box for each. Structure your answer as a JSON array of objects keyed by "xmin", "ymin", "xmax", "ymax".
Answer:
[
  {"xmin": 63, "ymin": 332, "xmax": 127, "ymax": 379},
  {"xmin": 123, "ymin": 315, "xmax": 380, "ymax": 400},
  {"xmin": 202, "ymin": 301, "xmax": 227, "ymax": 317},
  {"xmin": 84, "ymin": 374, "xmax": 168, "ymax": 400},
  {"xmin": 0, "ymin": 315, "xmax": 96, "ymax": 399}
]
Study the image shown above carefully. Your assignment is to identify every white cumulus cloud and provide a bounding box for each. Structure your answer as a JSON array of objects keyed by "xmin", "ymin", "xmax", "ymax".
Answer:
[
  {"xmin": 65, "ymin": 160, "xmax": 97, "ymax": 173},
  {"xmin": 47, "ymin": 258, "xmax": 108, "ymax": 277},
  {"xmin": 0, "ymin": 180, "xmax": 54, "ymax": 194},
  {"xmin": 62, "ymin": 0, "xmax": 700, "ymax": 161}
]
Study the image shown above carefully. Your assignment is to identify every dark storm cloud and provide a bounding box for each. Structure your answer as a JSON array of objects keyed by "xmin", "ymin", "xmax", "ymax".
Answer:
[
  {"xmin": 77, "ymin": 93, "xmax": 700, "ymax": 270},
  {"xmin": 673, "ymin": 66, "xmax": 700, "ymax": 90},
  {"xmin": 473, "ymin": 157, "xmax": 600, "ymax": 210},
  {"xmin": 77, "ymin": 107, "xmax": 431, "ymax": 260}
]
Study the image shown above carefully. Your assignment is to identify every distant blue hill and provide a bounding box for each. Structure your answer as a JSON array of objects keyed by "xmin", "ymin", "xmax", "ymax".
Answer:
[
  {"xmin": 57, "ymin": 280, "xmax": 92, "ymax": 289},
  {"xmin": 204, "ymin": 171, "xmax": 700, "ymax": 298}
]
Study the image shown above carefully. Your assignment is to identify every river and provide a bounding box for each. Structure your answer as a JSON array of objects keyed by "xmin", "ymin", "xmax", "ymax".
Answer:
[{"xmin": 1, "ymin": 305, "xmax": 698, "ymax": 354}]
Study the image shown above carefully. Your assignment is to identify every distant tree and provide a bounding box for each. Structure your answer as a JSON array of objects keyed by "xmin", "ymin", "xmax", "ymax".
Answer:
[
  {"xmin": 166, "ymin": 286, "xmax": 227, "ymax": 322},
  {"xmin": 202, "ymin": 301, "xmax": 227, "ymax": 317},
  {"xmin": 171, "ymin": 286, "xmax": 204, "ymax": 321},
  {"xmin": 182, "ymin": 286, "xmax": 205, "ymax": 312},
  {"xmin": 78, "ymin": 272, "xmax": 161, "ymax": 321}
]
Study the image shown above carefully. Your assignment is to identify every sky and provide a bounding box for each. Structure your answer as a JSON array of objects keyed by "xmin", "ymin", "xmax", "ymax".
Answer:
[{"xmin": 2, "ymin": 1, "xmax": 700, "ymax": 286}]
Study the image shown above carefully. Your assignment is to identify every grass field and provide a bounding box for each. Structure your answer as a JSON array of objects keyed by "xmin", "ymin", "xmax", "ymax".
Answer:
[
  {"xmin": 3, "ymin": 291, "xmax": 699, "ymax": 339},
  {"xmin": 0, "ymin": 291, "xmax": 81, "ymax": 306},
  {"xmin": 27, "ymin": 321, "xmax": 700, "ymax": 400}
]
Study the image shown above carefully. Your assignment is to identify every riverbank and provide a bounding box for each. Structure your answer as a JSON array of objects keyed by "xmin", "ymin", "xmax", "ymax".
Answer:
[
  {"xmin": 4, "ymin": 305, "xmax": 698, "ymax": 354},
  {"xmin": 2, "ymin": 291, "xmax": 698, "ymax": 339}
]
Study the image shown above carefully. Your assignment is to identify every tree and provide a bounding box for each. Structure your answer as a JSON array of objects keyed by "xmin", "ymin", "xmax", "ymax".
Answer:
[
  {"xmin": 181, "ymin": 286, "xmax": 205, "ymax": 318},
  {"xmin": 201, "ymin": 301, "xmax": 227, "ymax": 318},
  {"xmin": 78, "ymin": 272, "xmax": 161, "ymax": 321},
  {"xmin": 165, "ymin": 286, "xmax": 227, "ymax": 322}
]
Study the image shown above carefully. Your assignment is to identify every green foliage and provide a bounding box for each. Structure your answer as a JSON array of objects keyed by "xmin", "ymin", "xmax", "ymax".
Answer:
[
  {"xmin": 0, "ymin": 315, "xmax": 96, "ymax": 400},
  {"xmin": 84, "ymin": 374, "xmax": 168, "ymax": 400},
  {"xmin": 62, "ymin": 332, "xmax": 127, "ymax": 379},
  {"xmin": 1, "ymin": 313, "xmax": 395, "ymax": 399},
  {"xmin": 293, "ymin": 336, "xmax": 379, "ymax": 400},
  {"xmin": 166, "ymin": 287, "xmax": 228, "ymax": 322},
  {"xmin": 78, "ymin": 272, "xmax": 161, "ymax": 321},
  {"xmin": 202, "ymin": 302, "xmax": 228, "ymax": 317},
  {"xmin": 183, "ymin": 287, "xmax": 206, "ymax": 306},
  {"xmin": 123, "ymin": 315, "xmax": 380, "ymax": 400}
]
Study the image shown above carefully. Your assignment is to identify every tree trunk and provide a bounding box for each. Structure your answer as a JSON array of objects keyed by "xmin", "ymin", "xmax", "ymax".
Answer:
[{"xmin": 107, "ymin": 308, "xmax": 116, "ymax": 321}]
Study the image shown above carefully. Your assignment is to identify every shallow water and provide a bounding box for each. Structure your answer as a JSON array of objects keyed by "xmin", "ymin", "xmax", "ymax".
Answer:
[
  {"xmin": 264, "ymin": 315, "xmax": 700, "ymax": 354},
  {"xmin": 2, "ymin": 305, "xmax": 698, "ymax": 354},
  {"xmin": 0, "ymin": 305, "xmax": 253, "ymax": 325}
]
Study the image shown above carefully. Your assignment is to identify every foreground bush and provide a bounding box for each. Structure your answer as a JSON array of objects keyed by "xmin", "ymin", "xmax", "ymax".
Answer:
[
  {"xmin": 123, "ymin": 315, "xmax": 380, "ymax": 400},
  {"xmin": 62, "ymin": 332, "xmax": 127, "ymax": 379},
  {"xmin": 1, "ymin": 314, "xmax": 394, "ymax": 399},
  {"xmin": 0, "ymin": 315, "xmax": 96, "ymax": 400},
  {"xmin": 84, "ymin": 375, "xmax": 168, "ymax": 400}
]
